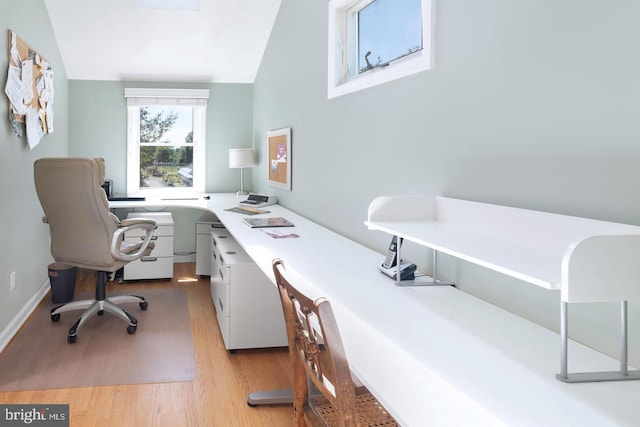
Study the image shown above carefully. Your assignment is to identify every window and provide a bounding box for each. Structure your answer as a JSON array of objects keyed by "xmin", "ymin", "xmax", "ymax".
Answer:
[
  {"xmin": 125, "ymin": 88, "xmax": 209, "ymax": 197},
  {"xmin": 328, "ymin": 0, "xmax": 433, "ymax": 98}
]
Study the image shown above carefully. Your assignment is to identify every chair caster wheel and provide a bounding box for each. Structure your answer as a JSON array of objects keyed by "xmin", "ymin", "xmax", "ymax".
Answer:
[
  {"xmin": 140, "ymin": 301, "xmax": 148, "ymax": 310},
  {"xmin": 51, "ymin": 313, "xmax": 60, "ymax": 322},
  {"xmin": 68, "ymin": 335, "xmax": 77, "ymax": 344},
  {"xmin": 127, "ymin": 325, "xmax": 137, "ymax": 335}
]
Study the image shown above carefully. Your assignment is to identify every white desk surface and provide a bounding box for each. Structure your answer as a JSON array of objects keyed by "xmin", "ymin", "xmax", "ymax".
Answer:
[{"xmin": 112, "ymin": 194, "xmax": 640, "ymax": 427}]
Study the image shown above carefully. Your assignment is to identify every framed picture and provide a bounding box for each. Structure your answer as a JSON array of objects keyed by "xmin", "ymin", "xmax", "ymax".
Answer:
[{"xmin": 267, "ymin": 127, "xmax": 291, "ymax": 191}]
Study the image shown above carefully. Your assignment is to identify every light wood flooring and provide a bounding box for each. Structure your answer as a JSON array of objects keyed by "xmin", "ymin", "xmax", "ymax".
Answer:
[{"xmin": 0, "ymin": 263, "xmax": 294, "ymax": 426}]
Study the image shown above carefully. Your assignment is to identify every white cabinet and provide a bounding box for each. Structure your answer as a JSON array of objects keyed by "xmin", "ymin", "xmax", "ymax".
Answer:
[
  {"xmin": 210, "ymin": 230, "xmax": 287, "ymax": 350},
  {"xmin": 124, "ymin": 212, "xmax": 174, "ymax": 280},
  {"xmin": 195, "ymin": 212, "xmax": 223, "ymax": 276}
]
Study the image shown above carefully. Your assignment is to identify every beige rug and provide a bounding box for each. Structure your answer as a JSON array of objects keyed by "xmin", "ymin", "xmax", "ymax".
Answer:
[{"xmin": 0, "ymin": 288, "xmax": 196, "ymax": 391}]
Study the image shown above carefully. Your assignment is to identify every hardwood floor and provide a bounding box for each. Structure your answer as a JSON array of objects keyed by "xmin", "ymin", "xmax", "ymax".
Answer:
[{"xmin": 0, "ymin": 263, "xmax": 294, "ymax": 426}]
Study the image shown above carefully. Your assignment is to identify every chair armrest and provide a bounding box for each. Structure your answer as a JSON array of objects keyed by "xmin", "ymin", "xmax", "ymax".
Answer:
[{"xmin": 111, "ymin": 218, "xmax": 157, "ymax": 262}]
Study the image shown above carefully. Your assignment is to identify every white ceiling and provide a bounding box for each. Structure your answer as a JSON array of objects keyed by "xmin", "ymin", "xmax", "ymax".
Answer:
[{"xmin": 43, "ymin": 0, "xmax": 282, "ymax": 83}]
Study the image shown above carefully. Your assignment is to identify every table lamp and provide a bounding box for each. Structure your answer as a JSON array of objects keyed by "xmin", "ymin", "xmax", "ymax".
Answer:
[{"xmin": 228, "ymin": 148, "xmax": 257, "ymax": 195}]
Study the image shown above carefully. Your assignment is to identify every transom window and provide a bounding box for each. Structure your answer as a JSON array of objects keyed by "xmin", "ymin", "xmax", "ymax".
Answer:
[
  {"xmin": 125, "ymin": 88, "xmax": 209, "ymax": 197},
  {"xmin": 328, "ymin": 0, "xmax": 433, "ymax": 98}
]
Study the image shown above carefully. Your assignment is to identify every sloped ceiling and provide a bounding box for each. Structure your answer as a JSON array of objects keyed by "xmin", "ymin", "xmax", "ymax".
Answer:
[{"xmin": 44, "ymin": 0, "xmax": 281, "ymax": 83}]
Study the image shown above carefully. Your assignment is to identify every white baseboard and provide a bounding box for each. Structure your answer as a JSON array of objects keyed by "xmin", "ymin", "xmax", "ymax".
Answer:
[
  {"xmin": 0, "ymin": 279, "xmax": 50, "ymax": 354},
  {"xmin": 174, "ymin": 254, "xmax": 196, "ymax": 263}
]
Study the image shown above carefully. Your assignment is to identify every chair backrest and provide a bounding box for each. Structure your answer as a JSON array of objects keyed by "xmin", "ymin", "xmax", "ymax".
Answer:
[
  {"xmin": 34, "ymin": 157, "xmax": 122, "ymax": 271},
  {"xmin": 272, "ymin": 259, "xmax": 358, "ymax": 426}
]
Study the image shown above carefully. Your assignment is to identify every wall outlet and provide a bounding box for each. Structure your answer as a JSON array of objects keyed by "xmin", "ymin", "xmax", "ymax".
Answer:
[{"xmin": 10, "ymin": 271, "xmax": 16, "ymax": 291}]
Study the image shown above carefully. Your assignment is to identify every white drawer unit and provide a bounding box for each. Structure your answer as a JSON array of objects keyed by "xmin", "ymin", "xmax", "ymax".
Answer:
[
  {"xmin": 124, "ymin": 212, "xmax": 174, "ymax": 280},
  {"xmin": 195, "ymin": 212, "xmax": 223, "ymax": 276},
  {"xmin": 210, "ymin": 230, "xmax": 287, "ymax": 351}
]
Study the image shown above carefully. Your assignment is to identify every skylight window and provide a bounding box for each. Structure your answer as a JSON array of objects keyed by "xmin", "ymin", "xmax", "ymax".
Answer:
[
  {"xmin": 328, "ymin": 0, "xmax": 433, "ymax": 98},
  {"xmin": 137, "ymin": 0, "xmax": 199, "ymax": 11}
]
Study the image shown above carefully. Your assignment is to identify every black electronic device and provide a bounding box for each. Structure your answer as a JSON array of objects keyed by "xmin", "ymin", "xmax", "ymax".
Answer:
[
  {"xmin": 379, "ymin": 236, "xmax": 417, "ymax": 280},
  {"xmin": 107, "ymin": 196, "xmax": 146, "ymax": 202},
  {"xmin": 101, "ymin": 180, "xmax": 112, "ymax": 198},
  {"xmin": 382, "ymin": 235, "xmax": 400, "ymax": 269},
  {"xmin": 378, "ymin": 262, "xmax": 417, "ymax": 281}
]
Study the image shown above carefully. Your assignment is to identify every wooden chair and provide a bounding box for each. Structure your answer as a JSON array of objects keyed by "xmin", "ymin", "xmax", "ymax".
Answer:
[{"xmin": 272, "ymin": 259, "xmax": 398, "ymax": 427}]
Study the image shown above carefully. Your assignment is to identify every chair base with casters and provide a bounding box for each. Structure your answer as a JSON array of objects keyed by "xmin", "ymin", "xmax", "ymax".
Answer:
[{"xmin": 50, "ymin": 270, "xmax": 148, "ymax": 344}]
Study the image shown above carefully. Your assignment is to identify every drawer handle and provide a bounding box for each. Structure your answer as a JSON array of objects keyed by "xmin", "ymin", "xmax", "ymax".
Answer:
[
  {"xmin": 225, "ymin": 251, "xmax": 236, "ymax": 255},
  {"xmin": 218, "ymin": 297, "xmax": 224, "ymax": 312},
  {"xmin": 141, "ymin": 236, "xmax": 158, "ymax": 240},
  {"xmin": 141, "ymin": 257, "xmax": 158, "ymax": 262},
  {"xmin": 219, "ymin": 268, "xmax": 224, "ymax": 281},
  {"xmin": 219, "ymin": 235, "xmax": 228, "ymax": 239},
  {"xmin": 220, "ymin": 255, "xmax": 225, "ymax": 265}
]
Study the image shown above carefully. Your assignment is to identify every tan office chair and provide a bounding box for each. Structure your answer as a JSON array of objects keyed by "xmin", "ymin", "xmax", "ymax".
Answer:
[
  {"xmin": 34, "ymin": 157, "xmax": 156, "ymax": 344},
  {"xmin": 272, "ymin": 259, "xmax": 399, "ymax": 427}
]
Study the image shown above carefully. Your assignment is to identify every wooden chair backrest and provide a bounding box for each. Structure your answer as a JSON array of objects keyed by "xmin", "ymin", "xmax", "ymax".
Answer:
[{"xmin": 272, "ymin": 259, "xmax": 358, "ymax": 427}]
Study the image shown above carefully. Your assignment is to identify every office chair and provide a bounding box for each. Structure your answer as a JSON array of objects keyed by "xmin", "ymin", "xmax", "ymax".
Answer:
[
  {"xmin": 272, "ymin": 259, "xmax": 399, "ymax": 427},
  {"xmin": 34, "ymin": 157, "xmax": 156, "ymax": 344}
]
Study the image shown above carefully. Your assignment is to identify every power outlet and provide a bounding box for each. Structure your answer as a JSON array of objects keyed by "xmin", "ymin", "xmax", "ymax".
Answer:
[{"xmin": 10, "ymin": 271, "xmax": 16, "ymax": 291}]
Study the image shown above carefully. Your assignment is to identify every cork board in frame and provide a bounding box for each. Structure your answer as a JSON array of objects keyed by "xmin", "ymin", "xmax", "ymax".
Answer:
[
  {"xmin": 5, "ymin": 30, "xmax": 53, "ymax": 142},
  {"xmin": 267, "ymin": 128, "xmax": 291, "ymax": 191}
]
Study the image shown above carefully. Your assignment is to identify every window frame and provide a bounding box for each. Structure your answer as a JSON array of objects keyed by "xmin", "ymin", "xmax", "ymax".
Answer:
[
  {"xmin": 125, "ymin": 88, "xmax": 209, "ymax": 197},
  {"xmin": 327, "ymin": 0, "xmax": 433, "ymax": 99}
]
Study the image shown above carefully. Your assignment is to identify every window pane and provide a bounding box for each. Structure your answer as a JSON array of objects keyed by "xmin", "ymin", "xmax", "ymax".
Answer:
[
  {"xmin": 358, "ymin": 0, "xmax": 422, "ymax": 73},
  {"xmin": 138, "ymin": 106, "xmax": 194, "ymax": 189},
  {"xmin": 140, "ymin": 106, "xmax": 193, "ymax": 145}
]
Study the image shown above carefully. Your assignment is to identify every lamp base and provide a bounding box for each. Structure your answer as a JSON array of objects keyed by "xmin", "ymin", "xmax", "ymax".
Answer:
[{"xmin": 236, "ymin": 190, "xmax": 249, "ymax": 196}]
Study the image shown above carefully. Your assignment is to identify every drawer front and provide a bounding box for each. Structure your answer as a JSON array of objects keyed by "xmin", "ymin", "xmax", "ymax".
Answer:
[
  {"xmin": 127, "ymin": 224, "xmax": 173, "ymax": 238},
  {"xmin": 216, "ymin": 238, "xmax": 254, "ymax": 265},
  {"xmin": 216, "ymin": 263, "xmax": 231, "ymax": 284},
  {"xmin": 124, "ymin": 256, "xmax": 173, "ymax": 280},
  {"xmin": 196, "ymin": 222, "xmax": 211, "ymax": 235},
  {"xmin": 211, "ymin": 245, "xmax": 221, "ymax": 280},
  {"xmin": 212, "ymin": 280, "xmax": 230, "ymax": 317},
  {"xmin": 126, "ymin": 235, "xmax": 173, "ymax": 257},
  {"xmin": 211, "ymin": 229, "xmax": 232, "ymax": 251}
]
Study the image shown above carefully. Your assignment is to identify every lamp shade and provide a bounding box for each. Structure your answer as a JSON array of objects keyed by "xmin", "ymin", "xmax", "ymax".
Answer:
[{"xmin": 228, "ymin": 148, "xmax": 257, "ymax": 169}]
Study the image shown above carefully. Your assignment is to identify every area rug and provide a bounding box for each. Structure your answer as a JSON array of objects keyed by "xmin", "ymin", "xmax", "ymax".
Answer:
[{"xmin": 0, "ymin": 288, "xmax": 196, "ymax": 391}]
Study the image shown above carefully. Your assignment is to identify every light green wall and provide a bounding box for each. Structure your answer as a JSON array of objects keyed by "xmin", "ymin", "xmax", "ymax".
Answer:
[
  {"xmin": 2, "ymin": 0, "xmax": 640, "ymax": 370},
  {"xmin": 68, "ymin": 80, "xmax": 254, "ymax": 255},
  {"xmin": 0, "ymin": 0, "xmax": 69, "ymax": 340},
  {"xmin": 253, "ymin": 0, "xmax": 640, "ymax": 364}
]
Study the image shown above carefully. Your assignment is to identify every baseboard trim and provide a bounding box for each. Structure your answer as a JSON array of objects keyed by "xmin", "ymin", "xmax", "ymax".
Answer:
[
  {"xmin": 174, "ymin": 254, "xmax": 196, "ymax": 263},
  {"xmin": 0, "ymin": 280, "xmax": 50, "ymax": 354}
]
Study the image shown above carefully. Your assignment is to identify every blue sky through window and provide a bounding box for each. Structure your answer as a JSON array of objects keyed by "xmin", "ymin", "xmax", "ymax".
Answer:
[{"xmin": 358, "ymin": 0, "xmax": 422, "ymax": 73}]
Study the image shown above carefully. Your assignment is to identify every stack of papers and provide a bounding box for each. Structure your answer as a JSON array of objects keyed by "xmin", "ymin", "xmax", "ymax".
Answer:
[{"xmin": 243, "ymin": 217, "xmax": 294, "ymax": 228}]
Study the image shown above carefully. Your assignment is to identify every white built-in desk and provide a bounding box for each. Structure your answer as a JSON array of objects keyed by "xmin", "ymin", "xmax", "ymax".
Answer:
[{"xmin": 111, "ymin": 194, "xmax": 640, "ymax": 426}]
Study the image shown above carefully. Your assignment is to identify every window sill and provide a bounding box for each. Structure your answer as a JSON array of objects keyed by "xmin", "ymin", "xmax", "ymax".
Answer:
[{"xmin": 327, "ymin": 49, "xmax": 432, "ymax": 99}]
